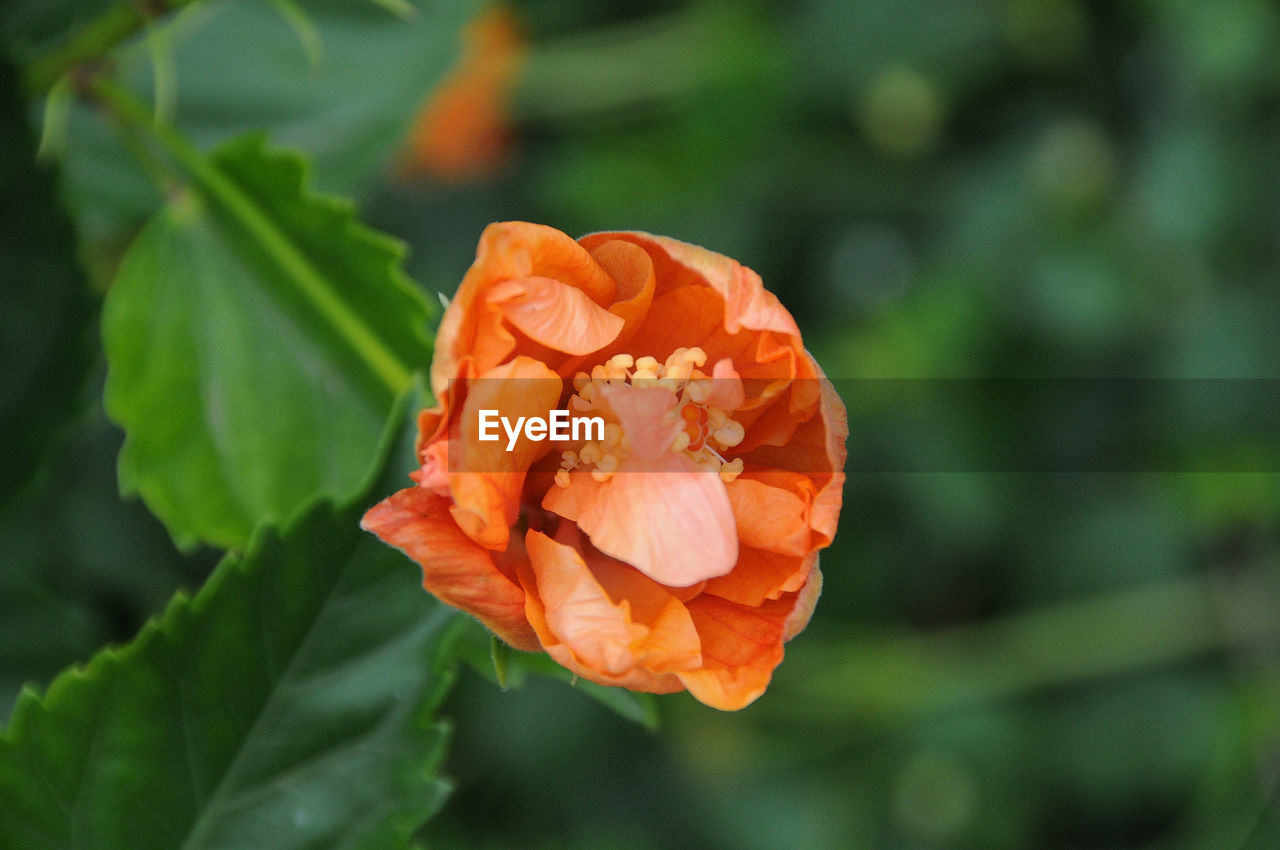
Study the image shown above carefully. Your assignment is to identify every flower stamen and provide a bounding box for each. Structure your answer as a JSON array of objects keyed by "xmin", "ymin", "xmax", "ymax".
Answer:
[{"xmin": 554, "ymin": 346, "xmax": 745, "ymax": 487}]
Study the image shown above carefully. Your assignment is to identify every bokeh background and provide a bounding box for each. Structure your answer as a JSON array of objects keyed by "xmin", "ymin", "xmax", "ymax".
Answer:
[{"xmin": 5, "ymin": 0, "xmax": 1280, "ymax": 847}]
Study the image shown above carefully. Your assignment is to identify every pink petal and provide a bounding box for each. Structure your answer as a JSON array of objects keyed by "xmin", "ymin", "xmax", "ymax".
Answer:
[{"xmin": 578, "ymin": 452, "xmax": 737, "ymax": 586}]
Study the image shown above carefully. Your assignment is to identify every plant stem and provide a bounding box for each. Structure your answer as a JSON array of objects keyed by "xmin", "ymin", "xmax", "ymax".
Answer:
[
  {"xmin": 89, "ymin": 76, "xmax": 414, "ymax": 396},
  {"xmin": 25, "ymin": 0, "xmax": 202, "ymax": 95}
]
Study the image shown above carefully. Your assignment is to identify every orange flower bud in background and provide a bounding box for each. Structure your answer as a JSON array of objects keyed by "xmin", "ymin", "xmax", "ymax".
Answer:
[
  {"xmin": 362, "ymin": 222, "xmax": 847, "ymax": 710},
  {"xmin": 399, "ymin": 5, "xmax": 526, "ymax": 181}
]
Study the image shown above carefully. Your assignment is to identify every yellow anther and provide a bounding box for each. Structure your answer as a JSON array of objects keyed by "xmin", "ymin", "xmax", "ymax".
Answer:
[
  {"xmin": 720, "ymin": 458, "xmax": 744, "ymax": 483},
  {"xmin": 554, "ymin": 468, "xmax": 571, "ymax": 488},
  {"xmin": 665, "ymin": 346, "xmax": 705, "ymax": 373},
  {"xmin": 591, "ymin": 364, "xmax": 607, "ymax": 381},
  {"xmin": 713, "ymin": 420, "xmax": 745, "ymax": 448},
  {"xmin": 665, "ymin": 362, "xmax": 693, "ymax": 381},
  {"xmin": 561, "ymin": 450, "xmax": 579, "ymax": 468},
  {"xmin": 632, "ymin": 368, "xmax": 659, "ymax": 382},
  {"xmin": 670, "ymin": 430, "xmax": 691, "ymax": 452},
  {"xmin": 580, "ymin": 443, "xmax": 602, "ymax": 464},
  {"xmin": 596, "ymin": 453, "xmax": 620, "ymax": 474},
  {"xmin": 685, "ymin": 380, "xmax": 710, "ymax": 403},
  {"xmin": 608, "ymin": 353, "xmax": 634, "ymax": 369},
  {"xmin": 634, "ymin": 356, "xmax": 660, "ymax": 372},
  {"xmin": 573, "ymin": 371, "xmax": 591, "ymax": 392},
  {"xmin": 591, "ymin": 469, "xmax": 615, "ymax": 482},
  {"xmin": 602, "ymin": 423, "xmax": 623, "ymax": 447},
  {"xmin": 707, "ymin": 407, "xmax": 730, "ymax": 429},
  {"xmin": 696, "ymin": 454, "xmax": 722, "ymax": 475}
]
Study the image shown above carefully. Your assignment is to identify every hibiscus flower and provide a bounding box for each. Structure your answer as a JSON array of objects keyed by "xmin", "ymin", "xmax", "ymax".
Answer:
[{"xmin": 363, "ymin": 222, "xmax": 846, "ymax": 710}]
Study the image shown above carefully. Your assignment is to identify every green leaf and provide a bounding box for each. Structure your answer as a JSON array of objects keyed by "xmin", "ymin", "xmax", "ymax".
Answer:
[
  {"xmin": 0, "ymin": 385, "xmax": 463, "ymax": 849},
  {"xmin": 150, "ymin": 0, "xmax": 481, "ymax": 194},
  {"xmin": 0, "ymin": 59, "xmax": 95, "ymax": 509},
  {"xmin": 50, "ymin": 0, "xmax": 483, "ymax": 265},
  {"xmin": 102, "ymin": 131, "xmax": 434, "ymax": 550}
]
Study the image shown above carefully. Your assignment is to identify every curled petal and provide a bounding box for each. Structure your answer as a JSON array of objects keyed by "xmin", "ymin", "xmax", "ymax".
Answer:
[
  {"xmin": 677, "ymin": 594, "xmax": 795, "ymax": 710},
  {"xmin": 432, "ymin": 222, "xmax": 617, "ymax": 394},
  {"xmin": 361, "ymin": 487, "xmax": 539, "ymax": 650},
  {"xmin": 783, "ymin": 562, "xmax": 823, "ymax": 641},
  {"xmin": 522, "ymin": 530, "xmax": 701, "ymax": 680},
  {"xmin": 590, "ymin": 239, "xmax": 656, "ymax": 347},
  {"xmin": 486, "ymin": 275, "xmax": 624, "ymax": 355},
  {"xmin": 579, "ymin": 230, "xmax": 801, "ymax": 338}
]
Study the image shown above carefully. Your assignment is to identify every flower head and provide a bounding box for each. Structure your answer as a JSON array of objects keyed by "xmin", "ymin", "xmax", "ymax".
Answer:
[{"xmin": 362, "ymin": 222, "xmax": 847, "ymax": 710}]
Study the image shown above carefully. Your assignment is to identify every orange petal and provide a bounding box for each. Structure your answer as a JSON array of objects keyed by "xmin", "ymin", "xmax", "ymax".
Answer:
[
  {"xmin": 741, "ymin": 382, "xmax": 848, "ymax": 482},
  {"xmin": 783, "ymin": 562, "xmax": 823, "ymax": 641},
  {"xmin": 540, "ymin": 467, "xmax": 605, "ymax": 522},
  {"xmin": 578, "ymin": 231, "xmax": 801, "ymax": 337},
  {"xmin": 486, "ymin": 222, "xmax": 615, "ymax": 304},
  {"xmin": 726, "ymin": 477, "xmax": 811, "ymax": 556},
  {"xmin": 676, "ymin": 594, "xmax": 794, "ymax": 710},
  {"xmin": 584, "ymin": 546, "xmax": 704, "ymax": 671},
  {"xmin": 446, "ymin": 356, "xmax": 562, "ymax": 549},
  {"xmin": 432, "ymin": 222, "xmax": 616, "ymax": 395},
  {"xmin": 623, "ymin": 286, "xmax": 800, "ymax": 397},
  {"xmin": 524, "ymin": 530, "xmax": 701, "ymax": 677},
  {"xmin": 486, "ymin": 275, "xmax": 624, "ymax": 355},
  {"xmin": 521, "ymin": 583, "xmax": 687, "ymax": 694},
  {"xmin": 643, "ymin": 234, "xmax": 801, "ymax": 337},
  {"xmin": 361, "ymin": 487, "xmax": 539, "ymax": 651},
  {"xmin": 703, "ymin": 547, "xmax": 812, "ymax": 607},
  {"xmin": 578, "ymin": 453, "xmax": 737, "ymax": 587},
  {"xmin": 588, "ymin": 239, "xmax": 657, "ymax": 353}
]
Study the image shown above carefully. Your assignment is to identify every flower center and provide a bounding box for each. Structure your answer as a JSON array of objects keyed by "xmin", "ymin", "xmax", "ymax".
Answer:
[{"xmin": 553, "ymin": 346, "xmax": 744, "ymax": 487}]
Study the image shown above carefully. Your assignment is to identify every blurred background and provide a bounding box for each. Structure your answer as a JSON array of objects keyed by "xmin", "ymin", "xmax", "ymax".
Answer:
[{"xmin": 5, "ymin": 0, "xmax": 1280, "ymax": 846}]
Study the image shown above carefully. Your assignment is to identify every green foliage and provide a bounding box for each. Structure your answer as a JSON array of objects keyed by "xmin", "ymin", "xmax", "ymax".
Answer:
[
  {"xmin": 0, "ymin": 61, "xmax": 95, "ymax": 508},
  {"xmin": 454, "ymin": 619, "xmax": 661, "ymax": 732},
  {"xmin": 0, "ymin": 389, "xmax": 459, "ymax": 849},
  {"xmin": 102, "ymin": 131, "xmax": 433, "ymax": 550},
  {"xmin": 52, "ymin": 0, "xmax": 484, "ymax": 268},
  {"xmin": 5, "ymin": 0, "xmax": 1280, "ymax": 847}
]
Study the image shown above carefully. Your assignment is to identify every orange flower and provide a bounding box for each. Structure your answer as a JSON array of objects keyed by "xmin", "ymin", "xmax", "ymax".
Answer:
[
  {"xmin": 362, "ymin": 223, "xmax": 847, "ymax": 710},
  {"xmin": 399, "ymin": 5, "xmax": 526, "ymax": 181}
]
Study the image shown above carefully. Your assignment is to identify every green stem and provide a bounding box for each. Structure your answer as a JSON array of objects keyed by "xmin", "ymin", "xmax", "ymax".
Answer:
[
  {"xmin": 25, "ymin": 0, "xmax": 202, "ymax": 95},
  {"xmin": 91, "ymin": 77, "xmax": 413, "ymax": 395}
]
